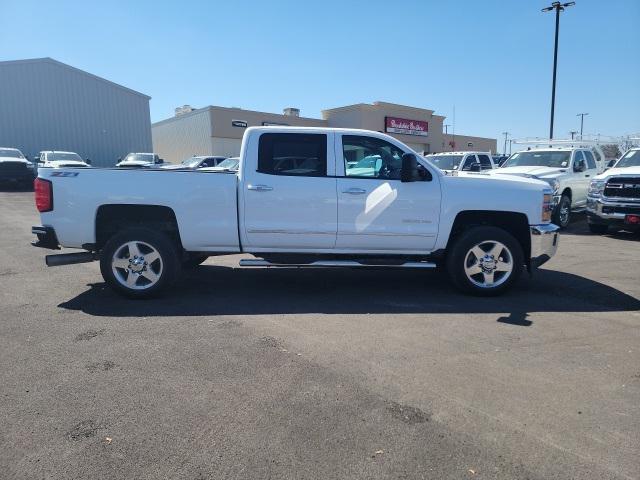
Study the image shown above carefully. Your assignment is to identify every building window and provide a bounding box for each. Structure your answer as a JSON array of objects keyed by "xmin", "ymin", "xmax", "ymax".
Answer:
[{"xmin": 258, "ymin": 133, "xmax": 327, "ymax": 177}]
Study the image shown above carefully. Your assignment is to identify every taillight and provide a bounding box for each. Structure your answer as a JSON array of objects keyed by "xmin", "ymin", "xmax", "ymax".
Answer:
[
  {"xmin": 542, "ymin": 192, "xmax": 552, "ymax": 222},
  {"xmin": 34, "ymin": 178, "xmax": 53, "ymax": 212}
]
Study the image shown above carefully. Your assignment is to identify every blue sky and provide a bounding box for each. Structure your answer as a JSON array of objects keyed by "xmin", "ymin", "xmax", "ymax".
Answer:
[{"xmin": 2, "ymin": 0, "xmax": 638, "ymax": 144}]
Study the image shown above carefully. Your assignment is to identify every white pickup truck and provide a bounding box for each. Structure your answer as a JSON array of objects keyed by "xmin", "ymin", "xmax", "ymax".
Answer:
[{"xmin": 32, "ymin": 127, "xmax": 559, "ymax": 298}]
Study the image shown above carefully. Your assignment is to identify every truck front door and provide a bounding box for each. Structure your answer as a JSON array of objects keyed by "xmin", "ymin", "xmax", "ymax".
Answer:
[
  {"xmin": 335, "ymin": 134, "xmax": 440, "ymax": 253},
  {"xmin": 240, "ymin": 132, "xmax": 337, "ymax": 250}
]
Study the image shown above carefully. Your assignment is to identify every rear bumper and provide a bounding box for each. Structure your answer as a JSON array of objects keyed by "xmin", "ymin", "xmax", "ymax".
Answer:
[
  {"xmin": 32, "ymin": 225, "xmax": 60, "ymax": 250},
  {"xmin": 530, "ymin": 224, "xmax": 560, "ymax": 268}
]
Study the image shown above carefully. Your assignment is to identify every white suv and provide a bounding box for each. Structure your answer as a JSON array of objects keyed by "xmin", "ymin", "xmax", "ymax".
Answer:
[
  {"xmin": 496, "ymin": 147, "xmax": 599, "ymax": 228},
  {"xmin": 424, "ymin": 151, "xmax": 495, "ymax": 173}
]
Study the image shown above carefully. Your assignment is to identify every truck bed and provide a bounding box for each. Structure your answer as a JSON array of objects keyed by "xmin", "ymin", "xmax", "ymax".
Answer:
[{"xmin": 38, "ymin": 168, "xmax": 241, "ymax": 252}]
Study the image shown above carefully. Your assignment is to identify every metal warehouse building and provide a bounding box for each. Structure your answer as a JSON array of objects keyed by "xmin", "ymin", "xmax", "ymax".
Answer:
[
  {"xmin": 152, "ymin": 101, "xmax": 496, "ymax": 163},
  {"xmin": 0, "ymin": 58, "xmax": 152, "ymax": 167}
]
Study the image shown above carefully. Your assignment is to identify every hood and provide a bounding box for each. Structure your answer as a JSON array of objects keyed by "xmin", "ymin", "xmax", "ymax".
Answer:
[
  {"xmin": 117, "ymin": 160, "xmax": 154, "ymax": 167},
  {"xmin": 492, "ymin": 166, "xmax": 566, "ymax": 178},
  {"xmin": 46, "ymin": 160, "xmax": 89, "ymax": 168},
  {"xmin": 159, "ymin": 164, "xmax": 186, "ymax": 170},
  {"xmin": 0, "ymin": 156, "xmax": 30, "ymax": 164},
  {"xmin": 594, "ymin": 166, "xmax": 640, "ymax": 180}
]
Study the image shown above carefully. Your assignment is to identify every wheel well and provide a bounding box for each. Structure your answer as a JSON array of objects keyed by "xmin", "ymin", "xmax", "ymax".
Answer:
[
  {"xmin": 561, "ymin": 187, "xmax": 572, "ymax": 199},
  {"xmin": 448, "ymin": 211, "xmax": 531, "ymax": 259},
  {"xmin": 95, "ymin": 204, "xmax": 182, "ymax": 251}
]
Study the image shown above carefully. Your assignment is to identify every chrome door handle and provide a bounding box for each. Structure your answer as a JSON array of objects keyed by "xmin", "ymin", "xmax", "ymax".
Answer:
[
  {"xmin": 342, "ymin": 188, "xmax": 367, "ymax": 195},
  {"xmin": 247, "ymin": 184, "xmax": 273, "ymax": 192},
  {"xmin": 585, "ymin": 174, "xmax": 590, "ymax": 177}
]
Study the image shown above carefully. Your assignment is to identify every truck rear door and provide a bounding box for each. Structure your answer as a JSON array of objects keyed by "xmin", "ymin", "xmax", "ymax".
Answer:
[{"xmin": 239, "ymin": 131, "xmax": 337, "ymax": 250}]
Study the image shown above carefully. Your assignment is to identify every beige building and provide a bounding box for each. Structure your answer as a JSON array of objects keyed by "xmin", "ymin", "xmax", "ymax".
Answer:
[{"xmin": 152, "ymin": 101, "xmax": 496, "ymax": 163}]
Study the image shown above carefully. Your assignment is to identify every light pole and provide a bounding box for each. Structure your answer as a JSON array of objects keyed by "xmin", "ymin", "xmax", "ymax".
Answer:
[
  {"xmin": 542, "ymin": 1, "xmax": 575, "ymax": 139},
  {"xmin": 577, "ymin": 112, "xmax": 588, "ymax": 138},
  {"xmin": 444, "ymin": 124, "xmax": 451, "ymax": 151},
  {"xmin": 502, "ymin": 131, "xmax": 510, "ymax": 155}
]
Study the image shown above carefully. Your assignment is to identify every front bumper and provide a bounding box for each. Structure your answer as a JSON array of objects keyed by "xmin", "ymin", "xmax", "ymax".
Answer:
[
  {"xmin": 586, "ymin": 197, "xmax": 640, "ymax": 229},
  {"xmin": 530, "ymin": 224, "xmax": 560, "ymax": 268}
]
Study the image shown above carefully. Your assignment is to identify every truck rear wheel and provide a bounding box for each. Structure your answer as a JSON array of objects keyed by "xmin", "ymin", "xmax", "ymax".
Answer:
[
  {"xmin": 99, "ymin": 227, "xmax": 180, "ymax": 298},
  {"xmin": 446, "ymin": 226, "xmax": 523, "ymax": 296}
]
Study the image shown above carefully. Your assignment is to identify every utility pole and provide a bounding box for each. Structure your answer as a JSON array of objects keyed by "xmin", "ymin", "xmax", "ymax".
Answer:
[
  {"xmin": 542, "ymin": 1, "xmax": 575, "ymax": 139},
  {"xmin": 577, "ymin": 112, "xmax": 588, "ymax": 138},
  {"xmin": 502, "ymin": 132, "xmax": 510, "ymax": 155},
  {"xmin": 569, "ymin": 130, "xmax": 578, "ymax": 140}
]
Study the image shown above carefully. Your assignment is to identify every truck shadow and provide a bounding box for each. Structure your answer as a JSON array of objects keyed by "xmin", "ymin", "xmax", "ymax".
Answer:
[{"xmin": 58, "ymin": 266, "xmax": 640, "ymax": 319}]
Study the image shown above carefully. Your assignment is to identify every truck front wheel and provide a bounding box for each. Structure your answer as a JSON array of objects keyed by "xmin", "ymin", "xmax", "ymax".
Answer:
[
  {"xmin": 552, "ymin": 194, "xmax": 571, "ymax": 228},
  {"xmin": 446, "ymin": 226, "xmax": 523, "ymax": 296},
  {"xmin": 99, "ymin": 227, "xmax": 181, "ymax": 298}
]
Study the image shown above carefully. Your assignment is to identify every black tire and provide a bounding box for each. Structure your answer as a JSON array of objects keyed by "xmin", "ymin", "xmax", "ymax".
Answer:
[
  {"xmin": 182, "ymin": 253, "xmax": 209, "ymax": 269},
  {"xmin": 446, "ymin": 226, "xmax": 524, "ymax": 296},
  {"xmin": 99, "ymin": 227, "xmax": 181, "ymax": 299},
  {"xmin": 588, "ymin": 223, "xmax": 608, "ymax": 234},
  {"xmin": 552, "ymin": 194, "xmax": 571, "ymax": 228}
]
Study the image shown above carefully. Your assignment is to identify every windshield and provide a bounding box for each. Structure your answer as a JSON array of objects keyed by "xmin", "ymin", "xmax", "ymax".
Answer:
[
  {"xmin": 425, "ymin": 155, "xmax": 463, "ymax": 170},
  {"xmin": 182, "ymin": 157, "xmax": 203, "ymax": 167},
  {"xmin": 615, "ymin": 150, "xmax": 640, "ymax": 168},
  {"xmin": 123, "ymin": 153, "xmax": 154, "ymax": 163},
  {"xmin": 216, "ymin": 157, "xmax": 239, "ymax": 170},
  {"xmin": 502, "ymin": 151, "xmax": 570, "ymax": 168},
  {"xmin": 0, "ymin": 148, "xmax": 24, "ymax": 159},
  {"xmin": 48, "ymin": 152, "xmax": 83, "ymax": 162}
]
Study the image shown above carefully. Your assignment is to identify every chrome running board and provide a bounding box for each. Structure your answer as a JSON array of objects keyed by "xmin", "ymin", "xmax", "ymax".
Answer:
[{"xmin": 239, "ymin": 259, "xmax": 436, "ymax": 269}]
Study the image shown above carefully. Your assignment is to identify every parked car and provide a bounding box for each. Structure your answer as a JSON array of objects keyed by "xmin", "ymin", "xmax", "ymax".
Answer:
[
  {"xmin": 423, "ymin": 152, "xmax": 495, "ymax": 173},
  {"xmin": 0, "ymin": 147, "xmax": 35, "ymax": 186},
  {"xmin": 586, "ymin": 147, "xmax": 640, "ymax": 233},
  {"xmin": 32, "ymin": 127, "xmax": 559, "ymax": 298},
  {"xmin": 495, "ymin": 147, "xmax": 598, "ymax": 228},
  {"xmin": 35, "ymin": 151, "xmax": 91, "ymax": 168},
  {"xmin": 161, "ymin": 155, "xmax": 226, "ymax": 170},
  {"xmin": 116, "ymin": 153, "xmax": 164, "ymax": 168},
  {"xmin": 208, "ymin": 157, "xmax": 239, "ymax": 171}
]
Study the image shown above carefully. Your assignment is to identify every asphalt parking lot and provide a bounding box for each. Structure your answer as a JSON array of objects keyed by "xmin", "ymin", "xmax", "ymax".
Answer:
[{"xmin": 1, "ymin": 188, "xmax": 639, "ymax": 480}]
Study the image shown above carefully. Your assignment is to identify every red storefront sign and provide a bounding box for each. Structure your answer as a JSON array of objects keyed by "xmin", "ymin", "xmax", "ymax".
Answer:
[{"xmin": 385, "ymin": 117, "xmax": 429, "ymax": 137}]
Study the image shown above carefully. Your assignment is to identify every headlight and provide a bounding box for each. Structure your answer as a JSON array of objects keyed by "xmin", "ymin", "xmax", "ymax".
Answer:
[
  {"xmin": 588, "ymin": 180, "xmax": 606, "ymax": 197},
  {"xmin": 545, "ymin": 178, "xmax": 560, "ymax": 193}
]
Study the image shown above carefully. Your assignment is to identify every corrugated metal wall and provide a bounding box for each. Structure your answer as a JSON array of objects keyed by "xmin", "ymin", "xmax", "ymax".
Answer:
[
  {"xmin": 0, "ymin": 58, "xmax": 152, "ymax": 167},
  {"xmin": 151, "ymin": 108, "xmax": 213, "ymax": 164}
]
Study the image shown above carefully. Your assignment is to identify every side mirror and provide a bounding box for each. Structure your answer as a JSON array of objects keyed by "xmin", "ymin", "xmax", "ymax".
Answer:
[
  {"xmin": 470, "ymin": 162, "xmax": 481, "ymax": 172},
  {"xmin": 401, "ymin": 153, "xmax": 419, "ymax": 182},
  {"xmin": 607, "ymin": 159, "xmax": 616, "ymax": 169},
  {"xmin": 85, "ymin": 159, "xmax": 91, "ymax": 165},
  {"xmin": 573, "ymin": 159, "xmax": 586, "ymax": 172},
  {"xmin": 401, "ymin": 153, "xmax": 431, "ymax": 182},
  {"xmin": 156, "ymin": 158, "xmax": 164, "ymax": 164},
  {"xmin": 117, "ymin": 157, "xmax": 122, "ymax": 162}
]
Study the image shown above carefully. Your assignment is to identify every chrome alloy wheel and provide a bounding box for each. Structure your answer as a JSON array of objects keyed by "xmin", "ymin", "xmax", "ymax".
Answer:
[
  {"xmin": 111, "ymin": 241, "xmax": 163, "ymax": 290},
  {"xmin": 463, "ymin": 240, "xmax": 513, "ymax": 289},
  {"xmin": 559, "ymin": 200, "xmax": 570, "ymax": 226}
]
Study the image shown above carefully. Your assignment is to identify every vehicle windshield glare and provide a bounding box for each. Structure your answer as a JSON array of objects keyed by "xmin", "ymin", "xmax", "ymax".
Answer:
[
  {"xmin": 48, "ymin": 152, "xmax": 83, "ymax": 162},
  {"xmin": 425, "ymin": 154, "xmax": 463, "ymax": 170},
  {"xmin": 216, "ymin": 157, "xmax": 239, "ymax": 170},
  {"xmin": 502, "ymin": 151, "xmax": 570, "ymax": 168},
  {"xmin": 0, "ymin": 148, "xmax": 24, "ymax": 159},
  {"xmin": 615, "ymin": 150, "xmax": 640, "ymax": 168},
  {"xmin": 182, "ymin": 157, "xmax": 203, "ymax": 168},
  {"xmin": 123, "ymin": 153, "xmax": 154, "ymax": 163}
]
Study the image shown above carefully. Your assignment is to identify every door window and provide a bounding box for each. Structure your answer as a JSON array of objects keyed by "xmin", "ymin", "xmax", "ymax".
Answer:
[
  {"xmin": 477, "ymin": 154, "xmax": 493, "ymax": 169},
  {"xmin": 342, "ymin": 135, "xmax": 404, "ymax": 180},
  {"xmin": 461, "ymin": 155, "xmax": 478, "ymax": 171},
  {"xmin": 258, "ymin": 133, "xmax": 327, "ymax": 177},
  {"xmin": 583, "ymin": 150, "xmax": 596, "ymax": 170}
]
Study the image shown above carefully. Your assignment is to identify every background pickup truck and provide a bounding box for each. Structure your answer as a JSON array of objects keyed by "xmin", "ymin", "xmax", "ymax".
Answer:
[{"xmin": 32, "ymin": 127, "xmax": 559, "ymax": 298}]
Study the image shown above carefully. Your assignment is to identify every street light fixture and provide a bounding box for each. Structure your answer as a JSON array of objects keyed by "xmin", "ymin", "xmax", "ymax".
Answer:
[
  {"xmin": 577, "ymin": 112, "xmax": 588, "ymax": 138},
  {"xmin": 502, "ymin": 131, "xmax": 510, "ymax": 155},
  {"xmin": 569, "ymin": 130, "xmax": 578, "ymax": 140},
  {"xmin": 542, "ymin": 1, "xmax": 575, "ymax": 140}
]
